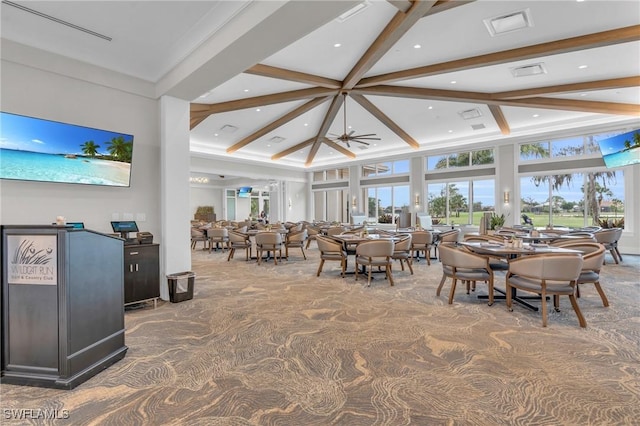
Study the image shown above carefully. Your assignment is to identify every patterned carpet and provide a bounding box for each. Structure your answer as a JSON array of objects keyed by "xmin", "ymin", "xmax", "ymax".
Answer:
[{"xmin": 2, "ymin": 243, "xmax": 639, "ymax": 425}]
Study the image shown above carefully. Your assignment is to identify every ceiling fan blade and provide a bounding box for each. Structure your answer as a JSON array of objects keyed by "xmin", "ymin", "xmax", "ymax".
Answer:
[
  {"xmin": 348, "ymin": 130, "xmax": 355, "ymax": 136},
  {"xmin": 351, "ymin": 133, "xmax": 377, "ymax": 138},
  {"xmin": 352, "ymin": 139, "xmax": 370, "ymax": 145},
  {"xmin": 352, "ymin": 136, "xmax": 381, "ymax": 140}
]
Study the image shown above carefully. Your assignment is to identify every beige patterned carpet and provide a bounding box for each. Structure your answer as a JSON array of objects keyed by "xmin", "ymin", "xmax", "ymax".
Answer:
[{"xmin": 2, "ymin": 243, "xmax": 639, "ymax": 425}]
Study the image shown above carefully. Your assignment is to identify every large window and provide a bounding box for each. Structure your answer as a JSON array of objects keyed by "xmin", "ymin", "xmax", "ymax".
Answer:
[
  {"xmin": 520, "ymin": 170, "xmax": 625, "ymax": 228},
  {"xmin": 362, "ymin": 160, "xmax": 410, "ymax": 177},
  {"xmin": 366, "ymin": 185, "xmax": 409, "ymax": 223},
  {"xmin": 427, "ymin": 148, "xmax": 494, "ymax": 170},
  {"xmin": 427, "ymin": 179, "xmax": 495, "ymax": 225},
  {"xmin": 426, "ymin": 179, "xmax": 495, "ymax": 225}
]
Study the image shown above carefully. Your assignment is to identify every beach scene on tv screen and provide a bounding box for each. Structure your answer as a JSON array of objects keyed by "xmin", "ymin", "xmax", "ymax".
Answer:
[
  {"xmin": 598, "ymin": 128, "xmax": 640, "ymax": 169},
  {"xmin": 0, "ymin": 112, "xmax": 133, "ymax": 186}
]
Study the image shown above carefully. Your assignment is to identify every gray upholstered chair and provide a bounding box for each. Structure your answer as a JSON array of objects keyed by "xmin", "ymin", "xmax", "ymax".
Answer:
[
  {"xmin": 227, "ymin": 230, "xmax": 251, "ymax": 261},
  {"xmin": 326, "ymin": 226, "xmax": 345, "ymax": 236},
  {"xmin": 355, "ymin": 239, "xmax": 394, "ymax": 287},
  {"xmin": 254, "ymin": 232, "xmax": 283, "ymax": 265},
  {"xmin": 551, "ymin": 236, "xmax": 596, "ymax": 247},
  {"xmin": 563, "ymin": 243, "xmax": 608, "ymax": 307},
  {"xmin": 506, "ymin": 254, "xmax": 585, "ymax": 327},
  {"xmin": 410, "ymin": 231, "xmax": 433, "ymax": 264},
  {"xmin": 207, "ymin": 227, "xmax": 229, "ymax": 252},
  {"xmin": 285, "ymin": 229, "xmax": 308, "ymax": 260},
  {"xmin": 462, "ymin": 234, "xmax": 509, "ymax": 271},
  {"xmin": 594, "ymin": 228, "xmax": 622, "ymax": 264},
  {"xmin": 315, "ymin": 235, "xmax": 347, "ymax": 277},
  {"xmin": 305, "ymin": 225, "xmax": 320, "ymax": 249},
  {"xmin": 437, "ymin": 244, "xmax": 494, "ymax": 305},
  {"xmin": 391, "ymin": 234, "xmax": 413, "ymax": 275},
  {"xmin": 190, "ymin": 227, "xmax": 208, "ymax": 250}
]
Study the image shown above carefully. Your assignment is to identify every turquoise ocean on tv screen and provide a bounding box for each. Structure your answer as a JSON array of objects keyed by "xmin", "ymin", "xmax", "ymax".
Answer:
[{"xmin": 0, "ymin": 149, "xmax": 131, "ymax": 186}]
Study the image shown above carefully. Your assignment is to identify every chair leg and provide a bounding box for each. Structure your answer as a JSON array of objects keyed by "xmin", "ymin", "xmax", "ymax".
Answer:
[
  {"xmin": 341, "ymin": 259, "xmax": 346, "ymax": 278},
  {"xmin": 615, "ymin": 247, "xmax": 623, "ymax": 261},
  {"xmin": 387, "ymin": 264, "xmax": 394, "ymax": 286},
  {"xmin": 487, "ymin": 278, "xmax": 494, "ymax": 306},
  {"xmin": 610, "ymin": 248, "xmax": 619, "ymax": 264},
  {"xmin": 568, "ymin": 294, "xmax": 587, "ymax": 327},
  {"xmin": 367, "ymin": 266, "xmax": 372, "ymax": 287},
  {"xmin": 406, "ymin": 259, "xmax": 413, "ymax": 275},
  {"xmin": 436, "ymin": 274, "xmax": 447, "ymax": 296},
  {"xmin": 553, "ymin": 294, "xmax": 561, "ymax": 312},
  {"xmin": 448, "ymin": 278, "xmax": 457, "ymax": 304},
  {"xmin": 317, "ymin": 259, "xmax": 325, "ymax": 276},
  {"xmin": 541, "ymin": 290, "xmax": 548, "ymax": 327},
  {"xmin": 301, "ymin": 247, "xmax": 307, "ymax": 260},
  {"xmin": 593, "ymin": 281, "xmax": 610, "ymax": 307},
  {"xmin": 506, "ymin": 282, "xmax": 513, "ymax": 311},
  {"xmin": 227, "ymin": 247, "xmax": 234, "ymax": 261}
]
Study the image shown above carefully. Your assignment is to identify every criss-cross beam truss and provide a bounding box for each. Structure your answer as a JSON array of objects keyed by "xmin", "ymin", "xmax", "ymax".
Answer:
[{"xmin": 190, "ymin": 0, "xmax": 640, "ymax": 167}]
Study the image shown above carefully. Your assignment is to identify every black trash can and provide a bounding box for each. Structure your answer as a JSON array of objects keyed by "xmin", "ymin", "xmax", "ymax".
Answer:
[{"xmin": 167, "ymin": 271, "xmax": 195, "ymax": 302}]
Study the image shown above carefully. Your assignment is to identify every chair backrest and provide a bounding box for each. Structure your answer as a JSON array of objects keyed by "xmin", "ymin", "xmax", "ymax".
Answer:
[
  {"xmin": 228, "ymin": 230, "xmax": 248, "ymax": 244},
  {"xmin": 439, "ymin": 229, "xmax": 460, "ymax": 243},
  {"xmin": 551, "ymin": 236, "xmax": 596, "ymax": 246},
  {"xmin": 306, "ymin": 226, "xmax": 320, "ymax": 236},
  {"xmin": 439, "ymin": 244, "xmax": 488, "ymax": 269},
  {"xmin": 209, "ymin": 228, "xmax": 228, "ymax": 238},
  {"xmin": 509, "ymin": 254, "xmax": 583, "ymax": 282},
  {"xmin": 557, "ymin": 242, "xmax": 602, "ymax": 255},
  {"xmin": 394, "ymin": 234, "xmax": 412, "ymax": 251},
  {"xmin": 416, "ymin": 214, "xmax": 433, "ymax": 230},
  {"xmin": 255, "ymin": 232, "xmax": 282, "ymax": 246},
  {"xmin": 326, "ymin": 226, "xmax": 345, "ymax": 236},
  {"xmin": 191, "ymin": 227, "xmax": 205, "ymax": 237},
  {"xmin": 411, "ymin": 231, "xmax": 433, "ymax": 245},
  {"xmin": 580, "ymin": 244, "xmax": 606, "ymax": 272},
  {"xmin": 316, "ymin": 235, "xmax": 343, "ymax": 253},
  {"xmin": 287, "ymin": 230, "xmax": 307, "ymax": 243},
  {"xmin": 594, "ymin": 229, "xmax": 618, "ymax": 244},
  {"xmin": 356, "ymin": 239, "xmax": 394, "ymax": 258},
  {"xmin": 351, "ymin": 215, "xmax": 367, "ymax": 225}
]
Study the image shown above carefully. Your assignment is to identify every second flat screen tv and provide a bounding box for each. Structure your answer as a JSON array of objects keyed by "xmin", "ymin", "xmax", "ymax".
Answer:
[
  {"xmin": 598, "ymin": 128, "xmax": 640, "ymax": 168},
  {"xmin": 0, "ymin": 111, "xmax": 134, "ymax": 187}
]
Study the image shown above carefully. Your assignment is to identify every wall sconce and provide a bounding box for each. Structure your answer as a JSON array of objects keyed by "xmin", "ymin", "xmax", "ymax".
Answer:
[
  {"xmin": 288, "ymin": 198, "xmax": 292, "ymax": 209},
  {"xmin": 414, "ymin": 194, "xmax": 420, "ymax": 207},
  {"xmin": 503, "ymin": 191, "xmax": 510, "ymax": 204},
  {"xmin": 352, "ymin": 196, "xmax": 357, "ymax": 208}
]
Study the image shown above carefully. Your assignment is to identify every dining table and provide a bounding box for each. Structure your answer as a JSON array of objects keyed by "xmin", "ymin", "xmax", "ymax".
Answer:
[
  {"xmin": 328, "ymin": 234, "xmax": 399, "ymax": 275},
  {"xmin": 459, "ymin": 241, "xmax": 583, "ymax": 311}
]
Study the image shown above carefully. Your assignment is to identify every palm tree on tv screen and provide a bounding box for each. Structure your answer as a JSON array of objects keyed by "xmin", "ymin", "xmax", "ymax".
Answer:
[
  {"xmin": 106, "ymin": 136, "xmax": 132, "ymax": 163},
  {"xmin": 80, "ymin": 140, "xmax": 100, "ymax": 157}
]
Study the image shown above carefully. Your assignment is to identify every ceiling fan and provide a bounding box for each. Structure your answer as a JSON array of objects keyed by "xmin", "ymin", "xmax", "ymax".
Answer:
[{"xmin": 328, "ymin": 93, "xmax": 381, "ymax": 148}]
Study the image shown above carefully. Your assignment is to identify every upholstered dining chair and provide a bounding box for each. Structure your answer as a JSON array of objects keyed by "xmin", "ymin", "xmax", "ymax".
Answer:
[
  {"xmin": 254, "ymin": 232, "xmax": 283, "ymax": 265},
  {"xmin": 437, "ymin": 244, "xmax": 494, "ymax": 306},
  {"xmin": 391, "ymin": 234, "xmax": 413, "ymax": 275},
  {"xmin": 434, "ymin": 228, "xmax": 460, "ymax": 259},
  {"xmin": 551, "ymin": 236, "xmax": 596, "ymax": 247},
  {"xmin": 410, "ymin": 231, "xmax": 433, "ymax": 264},
  {"xmin": 305, "ymin": 225, "xmax": 320, "ymax": 249},
  {"xmin": 326, "ymin": 226, "xmax": 346, "ymax": 236},
  {"xmin": 462, "ymin": 235, "xmax": 509, "ymax": 271},
  {"xmin": 594, "ymin": 228, "xmax": 622, "ymax": 264},
  {"xmin": 506, "ymin": 254, "xmax": 585, "ymax": 327},
  {"xmin": 285, "ymin": 229, "xmax": 308, "ymax": 260},
  {"xmin": 562, "ymin": 242, "xmax": 608, "ymax": 307},
  {"xmin": 355, "ymin": 239, "xmax": 395, "ymax": 287},
  {"xmin": 315, "ymin": 235, "xmax": 347, "ymax": 277},
  {"xmin": 208, "ymin": 228, "xmax": 229, "ymax": 252},
  {"xmin": 191, "ymin": 227, "xmax": 209, "ymax": 250},
  {"xmin": 227, "ymin": 230, "xmax": 251, "ymax": 261}
]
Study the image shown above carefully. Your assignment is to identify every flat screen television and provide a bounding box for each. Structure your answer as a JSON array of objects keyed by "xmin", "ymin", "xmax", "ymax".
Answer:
[
  {"xmin": 0, "ymin": 111, "xmax": 134, "ymax": 187},
  {"xmin": 598, "ymin": 128, "xmax": 640, "ymax": 168},
  {"xmin": 237, "ymin": 186, "xmax": 252, "ymax": 198}
]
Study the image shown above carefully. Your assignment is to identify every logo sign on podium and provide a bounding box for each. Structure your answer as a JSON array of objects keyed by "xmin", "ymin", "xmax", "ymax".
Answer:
[{"xmin": 7, "ymin": 235, "xmax": 57, "ymax": 285}]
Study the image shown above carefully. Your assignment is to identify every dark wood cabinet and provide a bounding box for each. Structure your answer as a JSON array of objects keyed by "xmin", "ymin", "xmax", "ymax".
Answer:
[{"xmin": 124, "ymin": 244, "xmax": 159, "ymax": 307}]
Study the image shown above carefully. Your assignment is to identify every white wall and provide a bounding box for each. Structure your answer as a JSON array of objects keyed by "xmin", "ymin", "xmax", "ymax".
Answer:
[
  {"xmin": 0, "ymin": 57, "xmax": 160, "ymax": 238},
  {"xmin": 286, "ymin": 181, "xmax": 307, "ymax": 222},
  {"xmin": 190, "ymin": 187, "xmax": 224, "ymax": 220}
]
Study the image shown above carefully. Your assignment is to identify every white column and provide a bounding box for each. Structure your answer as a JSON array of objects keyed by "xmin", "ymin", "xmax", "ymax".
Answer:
[
  {"xmin": 497, "ymin": 144, "xmax": 516, "ymax": 226},
  {"xmin": 160, "ymin": 96, "xmax": 191, "ymax": 300},
  {"xmin": 411, "ymin": 156, "xmax": 425, "ymax": 226}
]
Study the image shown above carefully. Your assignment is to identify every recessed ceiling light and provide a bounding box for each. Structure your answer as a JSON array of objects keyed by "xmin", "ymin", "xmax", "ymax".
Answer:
[
  {"xmin": 580, "ymin": 93, "xmax": 588, "ymax": 97},
  {"xmin": 533, "ymin": 114, "xmax": 540, "ymax": 118},
  {"xmin": 484, "ymin": 9, "xmax": 533, "ymax": 37},
  {"xmin": 428, "ymin": 106, "xmax": 433, "ymax": 110},
  {"xmin": 578, "ymin": 65, "xmax": 588, "ymax": 69},
  {"xmin": 255, "ymin": 108, "xmax": 261, "ymax": 112},
  {"xmin": 304, "ymin": 123, "xmax": 308, "ymax": 127},
  {"xmin": 214, "ymin": 133, "xmax": 219, "ymax": 137},
  {"xmin": 243, "ymin": 89, "xmax": 249, "ymax": 92},
  {"xmin": 450, "ymin": 80, "xmax": 457, "ymax": 84},
  {"xmin": 333, "ymin": 43, "xmax": 341, "ymax": 48},
  {"xmin": 413, "ymin": 44, "xmax": 421, "ymax": 49},
  {"xmin": 448, "ymin": 130, "xmax": 453, "ymax": 133},
  {"xmin": 267, "ymin": 144, "xmax": 271, "ymax": 147}
]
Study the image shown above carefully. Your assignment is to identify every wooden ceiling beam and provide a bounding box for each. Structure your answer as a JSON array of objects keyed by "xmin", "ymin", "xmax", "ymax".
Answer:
[
  {"xmin": 245, "ymin": 64, "xmax": 342, "ymax": 89},
  {"xmin": 226, "ymin": 96, "xmax": 331, "ymax": 154},
  {"xmin": 272, "ymin": 138, "xmax": 315, "ymax": 161},
  {"xmin": 321, "ymin": 137, "xmax": 357, "ymax": 159},
  {"xmin": 502, "ymin": 98, "xmax": 640, "ymax": 116},
  {"xmin": 488, "ymin": 105, "xmax": 510, "ymax": 135},
  {"xmin": 342, "ymin": 0, "xmax": 438, "ymax": 90},
  {"xmin": 493, "ymin": 76, "xmax": 640, "ymax": 100},
  {"xmin": 350, "ymin": 94, "xmax": 420, "ymax": 149},
  {"xmin": 357, "ymin": 25, "xmax": 640, "ymax": 87},
  {"xmin": 353, "ymin": 85, "xmax": 493, "ymax": 103},
  {"xmin": 423, "ymin": 0, "xmax": 476, "ymax": 17},
  {"xmin": 190, "ymin": 87, "xmax": 337, "ymax": 129},
  {"xmin": 306, "ymin": 94, "xmax": 344, "ymax": 166}
]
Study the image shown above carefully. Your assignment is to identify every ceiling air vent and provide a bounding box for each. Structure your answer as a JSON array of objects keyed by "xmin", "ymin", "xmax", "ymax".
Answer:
[
  {"xmin": 459, "ymin": 108, "xmax": 482, "ymax": 120},
  {"xmin": 511, "ymin": 63, "xmax": 547, "ymax": 78},
  {"xmin": 357, "ymin": 145, "xmax": 369, "ymax": 150},
  {"xmin": 220, "ymin": 124, "xmax": 238, "ymax": 133},
  {"xmin": 268, "ymin": 136, "xmax": 285, "ymax": 143},
  {"xmin": 471, "ymin": 124, "xmax": 486, "ymax": 130},
  {"xmin": 336, "ymin": 1, "xmax": 370, "ymax": 23},
  {"xmin": 483, "ymin": 9, "xmax": 533, "ymax": 37}
]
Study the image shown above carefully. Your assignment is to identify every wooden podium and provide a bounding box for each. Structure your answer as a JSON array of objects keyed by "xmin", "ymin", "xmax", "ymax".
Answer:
[{"xmin": 1, "ymin": 225, "xmax": 128, "ymax": 389}]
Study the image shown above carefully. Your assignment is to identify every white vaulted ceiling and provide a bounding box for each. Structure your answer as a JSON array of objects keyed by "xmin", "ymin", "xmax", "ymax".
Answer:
[{"xmin": 2, "ymin": 0, "xmax": 639, "ymax": 172}]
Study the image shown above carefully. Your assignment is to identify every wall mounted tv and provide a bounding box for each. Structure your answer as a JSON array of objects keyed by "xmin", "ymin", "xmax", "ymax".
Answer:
[
  {"xmin": 598, "ymin": 128, "xmax": 640, "ymax": 168},
  {"xmin": 0, "ymin": 111, "xmax": 134, "ymax": 187},
  {"xmin": 237, "ymin": 186, "xmax": 252, "ymax": 198}
]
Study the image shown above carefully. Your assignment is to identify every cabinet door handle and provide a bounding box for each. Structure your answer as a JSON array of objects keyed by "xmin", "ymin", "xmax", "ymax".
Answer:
[
  {"xmin": 130, "ymin": 264, "xmax": 134, "ymax": 272},
  {"xmin": 129, "ymin": 251, "xmax": 139, "ymax": 255},
  {"xmin": 135, "ymin": 264, "xmax": 139, "ymax": 272}
]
